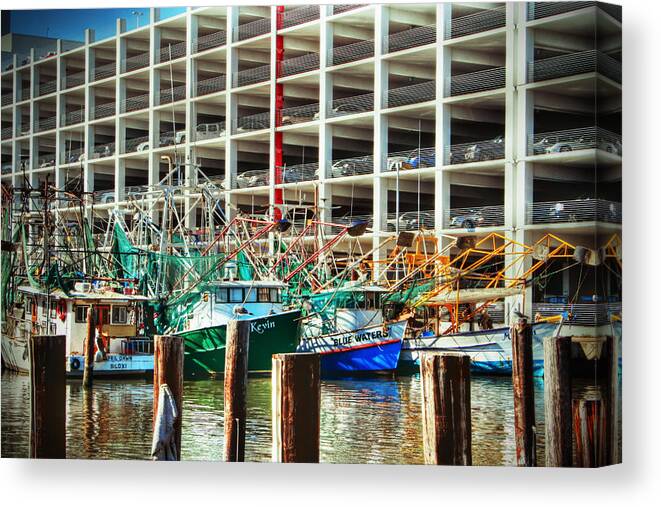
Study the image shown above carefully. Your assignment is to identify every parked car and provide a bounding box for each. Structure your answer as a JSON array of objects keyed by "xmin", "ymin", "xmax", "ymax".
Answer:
[
  {"xmin": 159, "ymin": 130, "xmax": 186, "ymax": 147},
  {"xmin": 387, "ymin": 155, "xmax": 410, "ymax": 171},
  {"xmin": 283, "ymin": 165, "xmax": 318, "ymax": 183},
  {"xmin": 387, "ymin": 211, "xmax": 435, "ymax": 231},
  {"xmin": 196, "ymin": 122, "xmax": 226, "ymax": 140},
  {"xmin": 406, "ymin": 149, "xmax": 436, "ymax": 169},
  {"xmin": 1, "ymin": 163, "xmax": 12, "ymax": 174},
  {"xmin": 464, "ymin": 135, "xmax": 504, "ymax": 162},
  {"xmin": 64, "ymin": 152, "xmax": 85, "ymax": 164},
  {"xmin": 39, "ymin": 159, "xmax": 55, "ymax": 168},
  {"xmin": 598, "ymin": 138, "xmax": 622, "ymax": 155},
  {"xmin": 532, "ymin": 135, "xmax": 585, "ymax": 155},
  {"xmin": 449, "ymin": 210, "xmax": 485, "ymax": 229},
  {"xmin": 93, "ymin": 144, "xmax": 113, "ymax": 158},
  {"xmin": 236, "ymin": 169, "xmax": 269, "ymax": 188},
  {"xmin": 136, "ymin": 141, "xmax": 150, "ymax": 151},
  {"xmin": 281, "ymin": 112, "xmax": 315, "ymax": 125},
  {"xmin": 331, "ymin": 157, "xmax": 370, "ymax": 178},
  {"xmin": 98, "ymin": 190, "xmax": 115, "ymax": 204}
]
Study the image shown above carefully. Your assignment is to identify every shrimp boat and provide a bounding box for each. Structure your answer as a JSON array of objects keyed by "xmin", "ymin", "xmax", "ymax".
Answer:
[
  {"xmin": 297, "ymin": 286, "xmax": 407, "ymax": 375},
  {"xmin": 174, "ymin": 279, "xmax": 301, "ymax": 377},
  {"xmin": 2, "ymin": 283, "xmax": 154, "ymax": 376},
  {"xmin": 397, "ymin": 287, "xmax": 561, "ymax": 375}
]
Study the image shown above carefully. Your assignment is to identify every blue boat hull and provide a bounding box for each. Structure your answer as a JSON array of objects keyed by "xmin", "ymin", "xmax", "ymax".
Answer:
[{"xmin": 320, "ymin": 340, "xmax": 403, "ymax": 374}]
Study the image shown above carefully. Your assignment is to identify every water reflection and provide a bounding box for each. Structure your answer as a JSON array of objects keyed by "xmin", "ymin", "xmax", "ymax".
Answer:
[{"xmin": 1, "ymin": 371, "xmax": 547, "ymax": 465}]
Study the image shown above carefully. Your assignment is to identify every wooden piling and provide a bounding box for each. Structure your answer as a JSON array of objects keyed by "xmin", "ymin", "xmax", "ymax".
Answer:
[
  {"xmin": 511, "ymin": 319, "xmax": 536, "ymax": 466},
  {"xmin": 420, "ymin": 352, "xmax": 472, "ymax": 465},
  {"xmin": 224, "ymin": 319, "xmax": 250, "ymax": 462},
  {"xmin": 572, "ymin": 391, "xmax": 607, "ymax": 467},
  {"xmin": 543, "ymin": 335, "xmax": 572, "ymax": 467},
  {"xmin": 272, "ymin": 353, "xmax": 320, "ymax": 463},
  {"xmin": 30, "ymin": 335, "xmax": 66, "ymax": 459},
  {"xmin": 603, "ymin": 334, "xmax": 620, "ymax": 464},
  {"xmin": 82, "ymin": 306, "xmax": 95, "ymax": 389},
  {"xmin": 153, "ymin": 335, "xmax": 184, "ymax": 460}
]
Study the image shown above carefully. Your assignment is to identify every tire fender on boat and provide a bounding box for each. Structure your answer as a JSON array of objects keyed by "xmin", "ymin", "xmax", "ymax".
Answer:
[{"xmin": 70, "ymin": 357, "xmax": 81, "ymax": 370}]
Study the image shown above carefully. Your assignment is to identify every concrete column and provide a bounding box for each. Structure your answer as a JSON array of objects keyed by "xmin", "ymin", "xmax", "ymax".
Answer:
[
  {"xmin": 267, "ymin": 5, "xmax": 279, "ymax": 224},
  {"xmin": 54, "ymin": 40, "xmax": 64, "ymax": 193},
  {"xmin": 148, "ymin": 15, "xmax": 160, "ymax": 197},
  {"xmin": 224, "ymin": 6, "xmax": 239, "ymax": 221},
  {"xmin": 114, "ymin": 19, "xmax": 126, "ymax": 209},
  {"xmin": 435, "ymin": 3, "xmax": 451, "ymax": 239},
  {"xmin": 184, "ymin": 8, "xmax": 198, "ymax": 229},
  {"xmin": 372, "ymin": 5, "xmax": 389, "ymax": 277},
  {"xmin": 28, "ymin": 49, "xmax": 36, "ymax": 172},
  {"xmin": 82, "ymin": 29, "xmax": 94, "ymax": 216},
  {"xmin": 318, "ymin": 7, "xmax": 333, "ymax": 225}
]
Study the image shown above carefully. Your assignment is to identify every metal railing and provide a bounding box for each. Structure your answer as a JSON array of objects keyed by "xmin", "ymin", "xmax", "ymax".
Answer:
[
  {"xmin": 447, "ymin": 137, "xmax": 505, "ymax": 165},
  {"xmin": 122, "ymin": 93, "xmax": 150, "ymax": 113},
  {"xmin": 160, "ymin": 41, "xmax": 187, "ymax": 62},
  {"xmin": 387, "ymin": 24, "xmax": 436, "ymax": 53},
  {"xmin": 279, "ymin": 103, "xmax": 320, "ymax": 125},
  {"xmin": 386, "ymin": 209, "xmax": 435, "ymax": 231},
  {"xmin": 532, "ymin": 302, "xmax": 621, "ymax": 326},
  {"xmin": 124, "ymin": 52, "xmax": 150, "ymax": 72},
  {"xmin": 35, "ymin": 116, "xmax": 57, "ymax": 133},
  {"xmin": 38, "ymin": 80, "xmax": 57, "ymax": 96},
  {"xmin": 1, "ymin": 161, "xmax": 13, "ymax": 173},
  {"xmin": 330, "ymin": 155, "xmax": 374, "ymax": 178},
  {"xmin": 330, "ymin": 39, "xmax": 374, "ymax": 66},
  {"xmin": 124, "ymin": 135, "xmax": 150, "ymax": 153},
  {"xmin": 194, "ymin": 30, "xmax": 227, "ymax": 52},
  {"xmin": 449, "ymin": 67, "xmax": 506, "ymax": 96},
  {"xmin": 383, "ymin": 147, "xmax": 436, "ymax": 171},
  {"xmin": 64, "ymin": 71, "xmax": 85, "ymax": 89},
  {"xmin": 234, "ymin": 64, "xmax": 271, "ymax": 87},
  {"xmin": 528, "ymin": 127, "xmax": 622, "ymax": 156},
  {"xmin": 62, "ymin": 148, "xmax": 85, "ymax": 164},
  {"xmin": 445, "ymin": 205, "xmax": 505, "ymax": 229},
  {"xmin": 2, "ymin": 93, "xmax": 13, "ymax": 106},
  {"xmin": 328, "ymin": 92, "xmax": 374, "ymax": 117},
  {"xmin": 62, "ymin": 109, "xmax": 85, "ymax": 126},
  {"xmin": 159, "ymin": 84, "xmax": 186, "ymax": 104},
  {"xmin": 197, "ymin": 75, "xmax": 226, "ymax": 96},
  {"xmin": 528, "ymin": 199, "xmax": 621, "ymax": 225},
  {"xmin": 279, "ymin": 6, "xmax": 319, "ymax": 29},
  {"xmin": 386, "ymin": 80, "xmax": 435, "ymax": 108},
  {"xmin": 235, "ymin": 169, "xmax": 269, "ymax": 189},
  {"xmin": 121, "ymin": 339, "xmax": 154, "ymax": 355},
  {"xmin": 333, "ymin": 4, "xmax": 365, "ymax": 15},
  {"xmin": 91, "ymin": 142, "xmax": 115, "ymax": 159},
  {"xmin": 195, "ymin": 121, "xmax": 226, "ymax": 141},
  {"xmin": 279, "ymin": 162, "xmax": 319, "ymax": 183},
  {"xmin": 92, "ymin": 102, "xmax": 116, "ymax": 120},
  {"xmin": 234, "ymin": 111, "xmax": 270, "ymax": 133},
  {"xmin": 528, "ymin": 50, "xmax": 621, "ymax": 84},
  {"xmin": 279, "ymin": 52, "xmax": 320, "ymax": 77},
  {"xmin": 93, "ymin": 62, "xmax": 116, "ymax": 81},
  {"xmin": 449, "ymin": 6, "xmax": 506, "ymax": 39},
  {"xmin": 235, "ymin": 18, "xmax": 271, "ymax": 42},
  {"xmin": 1, "ymin": 127, "xmax": 13, "ymax": 140},
  {"xmin": 527, "ymin": 2, "xmax": 597, "ymax": 20}
]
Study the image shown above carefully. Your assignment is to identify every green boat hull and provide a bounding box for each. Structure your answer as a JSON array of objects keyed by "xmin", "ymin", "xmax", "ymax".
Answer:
[{"xmin": 178, "ymin": 310, "xmax": 301, "ymax": 378}]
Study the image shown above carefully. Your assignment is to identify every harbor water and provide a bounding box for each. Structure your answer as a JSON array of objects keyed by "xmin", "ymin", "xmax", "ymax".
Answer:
[{"xmin": 1, "ymin": 371, "xmax": 547, "ymax": 465}]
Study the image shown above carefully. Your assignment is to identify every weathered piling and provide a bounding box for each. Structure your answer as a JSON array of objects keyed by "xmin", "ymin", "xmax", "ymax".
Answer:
[
  {"xmin": 153, "ymin": 335, "xmax": 184, "ymax": 460},
  {"xmin": 224, "ymin": 319, "xmax": 250, "ymax": 462},
  {"xmin": 544, "ymin": 335, "xmax": 572, "ymax": 467},
  {"xmin": 272, "ymin": 353, "xmax": 320, "ymax": 463},
  {"xmin": 572, "ymin": 390, "xmax": 607, "ymax": 467},
  {"xmin": 30, "ymin": 335, "xmax": 66, "ymax": 459},
  {"xmin": 511, "ymin": 319, "xmax": 536, "ymax": 466},
  {"xmin": 603, "ymin": 334, "xmax": 619, "ymax": 464},
  {"xmin": 82, "ymin": 306, "xmax": 95, "ymax": 389},
  {"xmin": 420, "ymin": 352, "xmax": 472, "ymax": 465}
]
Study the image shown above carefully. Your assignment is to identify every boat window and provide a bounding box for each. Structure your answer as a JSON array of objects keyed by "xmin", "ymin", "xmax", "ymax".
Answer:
[
  {"xmin": 229, "ymin": 288, "xmax": 244, "ymax": 303},
  {"xmin": 258, "ymin": 288, "xmax": 270, "ymax": 302},
  {"xmin": 270, "ymin": 288, "xmax": 280, "ymax": 303},
  {"xmin": 216, "ymin": 288, "xmax": 229, "ymax": 303},
  {"xmin": 75, "ymin": 305, "xmax": 89, "ymax": 323},
  {"xmin": 111, "ymin": 306, "xmax": 128, "ymax": 325},
  {"xmin": 245, "ymin": 289, "xmax": 257, "ymax": 303},
  {"xmin": 49, "ymin": 300, "xmax": 57, "ymax": 318}
]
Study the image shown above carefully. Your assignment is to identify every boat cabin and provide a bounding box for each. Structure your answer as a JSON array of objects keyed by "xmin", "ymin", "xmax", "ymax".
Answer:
[
  {"xmin": 331, "ymin": 285, "xmax": 387, "ymax": 332},
  {"xmin": 182, "ymin": 280, "xmax": 287, "ymax": 331},
  {"xmin": 15, "ymin": 284, "xmax": 153, "ymax": 358}
]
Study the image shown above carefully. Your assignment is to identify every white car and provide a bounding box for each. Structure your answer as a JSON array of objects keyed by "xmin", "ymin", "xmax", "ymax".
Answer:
[
  {"xmin": 137, "ymin": 141, "xmax": 150, "ymax": 151},
  {"xmin": 387, "ymin": 156, "xmax": 410, "ymax": 171},
  {"xmin": 236, "ymin": 169, "xmax": 269, "ymax": 188},
  {"xmin": 196, "ymin": 123, "xmax": 226, "ymax": 140}
]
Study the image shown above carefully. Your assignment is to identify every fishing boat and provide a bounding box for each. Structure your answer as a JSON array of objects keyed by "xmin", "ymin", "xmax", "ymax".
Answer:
[
  {"xmin": 174, "ymin": 279, "xmax": 301, "ymax": 377},
  {"xmin": 297, "ymin": 286, "xmax": 407, "ymax": 375},
  {"xmin": 2, "ymin": 284, "xmax": 154, "ymax": 377}
]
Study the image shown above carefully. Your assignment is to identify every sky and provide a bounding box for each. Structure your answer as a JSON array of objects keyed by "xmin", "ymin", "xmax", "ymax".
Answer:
[{"xmin": 8, "ymin": 7, "xmax": 187, "ymax": 42}]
